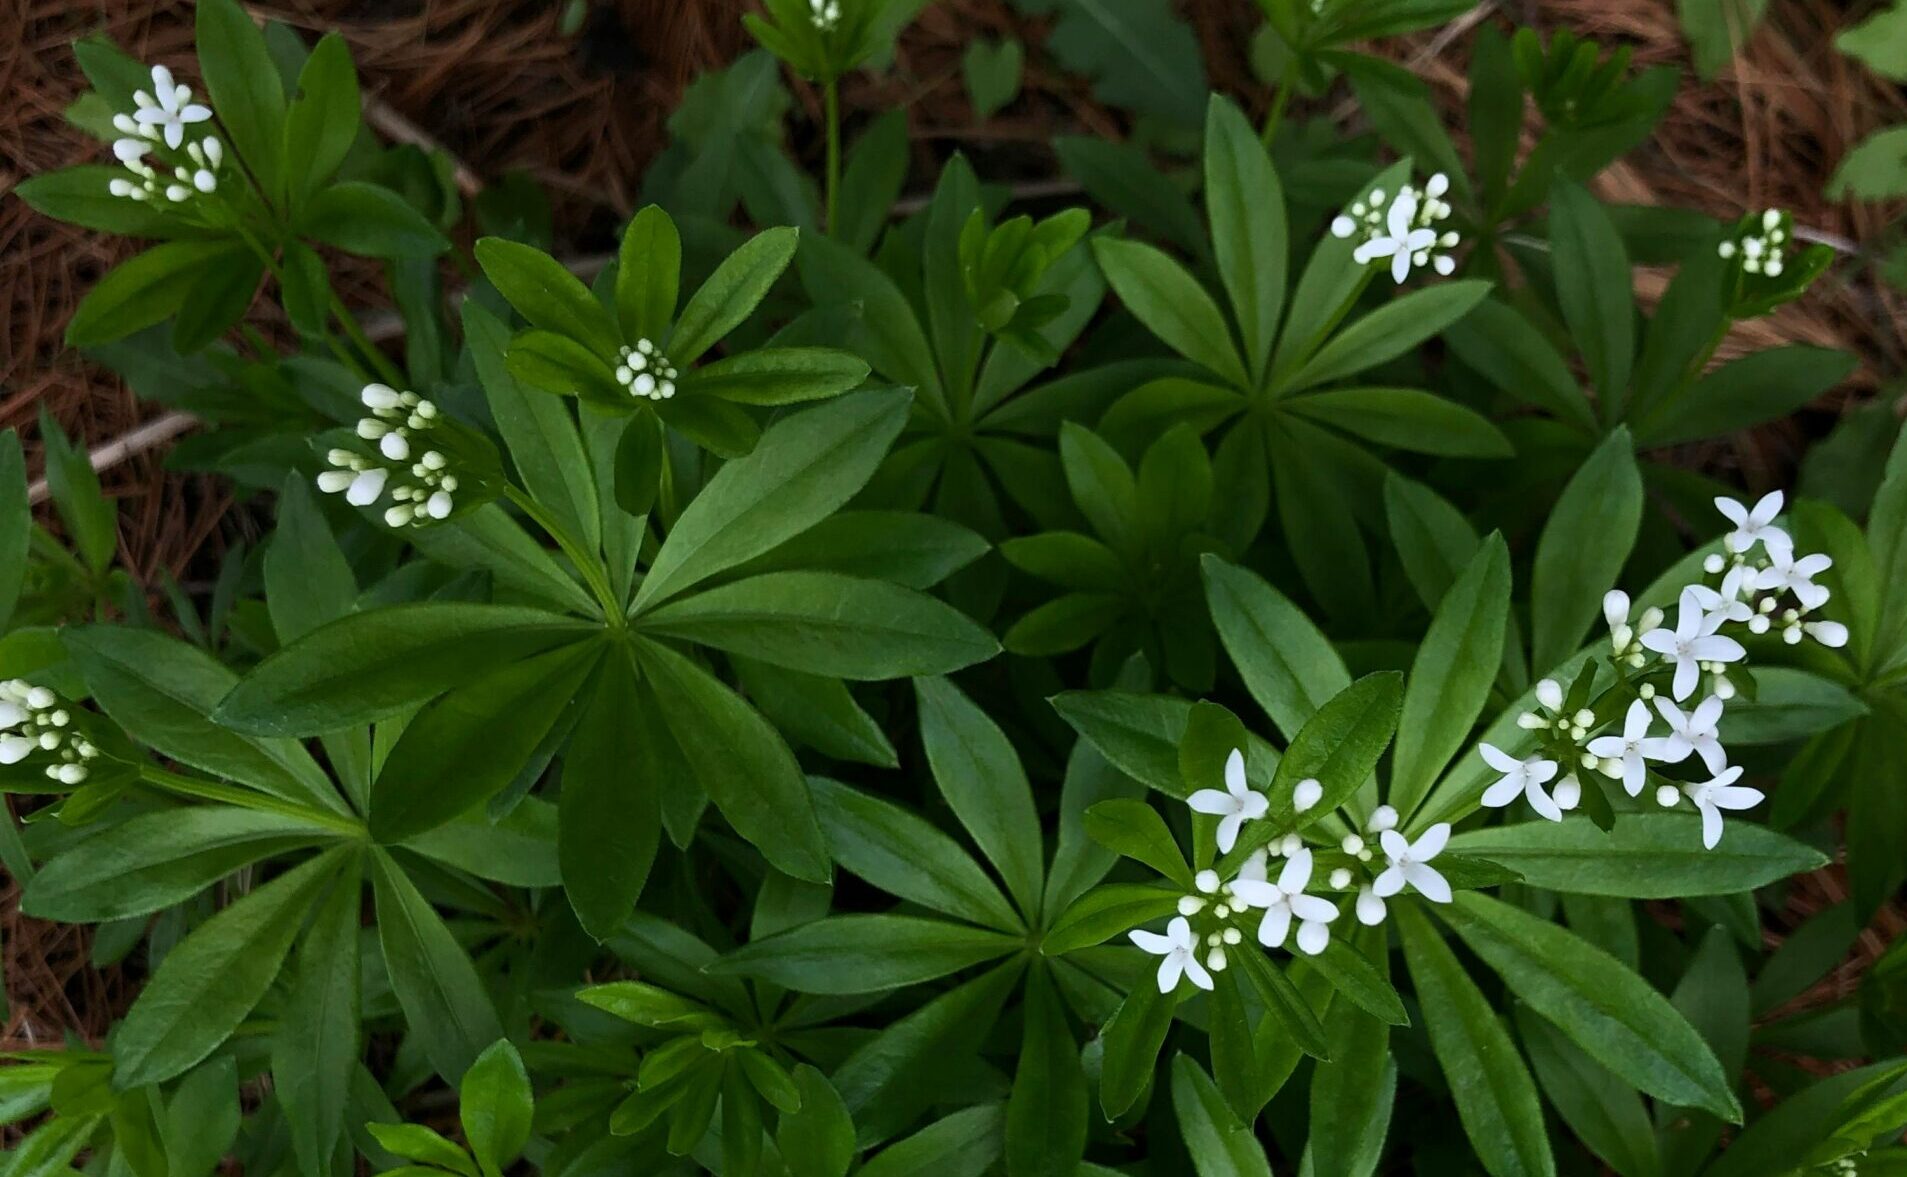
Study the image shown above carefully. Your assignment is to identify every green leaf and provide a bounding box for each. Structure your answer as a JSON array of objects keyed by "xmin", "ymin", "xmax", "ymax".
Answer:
[
  {"xmin": 915, "ymin": 676, "xmax": 1046, "ymax": 920},
  {"xmin": 1439, "ymin": 891, "xmax": 1740, "ymax": 1119},
  {"xmin": 0, "ymin": 434, "xmax": 26, "ymax": 632},
  {"xmin": 857, "ymin": 1105, "xmax": 1004, "ymax": 1177},
  {"xmin": 15, "ymin": 166, "xmax": 190, "ymax": 238},
  {"xmin": 708, "ymin": 914, "xmax": 1019, "ymax": 994},
  {"xmin": 265, "ymin": 476, "xmax": 356, "ymax": 645},
  {"xmin": 1382, "ymin": 471, "xmax": 1481, "ymax": 610},
  {"xmin": 639, "ymin": 572, "xmax": 997, "ymax": 680},
  {"xmin": 1099, "ymin": 980, "xmax": 1178, "ymax": 1119},
  {"xmin": 1679, "ymin": 0, "xmax": 1768, "ymax": 79},
  {"xmin": 1717, "ymin": 667, "xmax": 1867, "ymax": 746},
  {"xmin": 964, "ymin": 37, "xmax": 1023, "ymax": 120},
  {"xmin": 1231, "ymin": 943, "xmax": 1331, "ymax": 1062},
  {"xmin": 684, "ymin": 347, "xmax": 869, "ymax": 405},
  {"xmin": 1284, "ymin": 281, "xmax": 1491, "ymax": 392},
  {"xmin": 1550, "ymin": 183, "xmax": 1634, "ymax": 411},
  {"xmin": 216, "ymin": 603, "xmax": 591, "ymax": 736},
  {"xmin": 1443, "ymin": 298, "xmax": 1598, "ymax": 433},
  {"xmin": 461, "ymin": 1040, "xmax": 533, "ymax": 1177},
  {"xmin": 810, "ymin": 777, "xmax": 1022, "ymax": 931},
  {"xmin": 1202, "ymin": 553, "xmax": 1352, "ymax": 739},
  {"xmin": 466, "ymin": 302, "xmax": 600, "ymax": 556},
  {"xmin": 1239, "ymin": 672, "xmax": 1399, "ymax": 855},
  {"xmin": 1272, "ymin": 159, "xmax": 1412, "ymax": 372},
  {"xmin": 474, "ymin": 237, "xmax": 621, "ymax": 358},
  {"xmin": 405, "ymin": 507, "xmax": 598, "ymax": 616},
  {"xmin": 1390, "ymin": 536, "xmax": 1511, "ymax": 818},
  {"xmin": 274, "ymin": 868, "xmax": 360, "ymax": 1177},
  {"xmin": 1285, "ymin": 387, "xmax": 1512, "ymax": 457},
  {"xmin": 1052, "ymin": 689, "xmax": 1279, "ymax": 798},
  {"xmin": 634, "ymin": 388, "xmax": 909, "ymax": 610},
  {"xmin": 633, "ymin": 636, "xmax": 830, "ymax": 882},
  {"xmin": 1638, "ymin": 345, "xmax": 1856, "ymax": 447},
  {"xmin": 616, "ymin": 205, "xmax": 681, "ymax": 343},
  {"xmin": 1044, "ymin": 0, "xmax": 1207, "ymax": 129},
  {"xmin": 1203, "ymin": 95, "xmax": 1286, "ymax": 380},
  {"xmin": 37, "ymin": 409, "xmax": 116, "ymax": 576},
  {"xmin": 1530, "ymin": 428, "xmax": 1642, "ymax": 674},
  {"xmin": 23, "ymin": 807, "xmax": 335, "ymax": 922},
  {"xmin": 1837, "ymin": 2, "xmax": 1907, "ymax": 79},
  {"xmin": 1516, "ymin": 1006, "xmax": 1660, "ymax": 1177},
  {"xmin": 1312, "ymin": 936, "xmax": 1411, "ymax": 1027},
  {"xmin": 196, "ymin": 0, "xmax": 287, "ymax": 199},
  {"xmin": 1083, "ymin": 800, "xmax": 1192, "ymax": 886},
  {"xmin": 369, "ymin": 642, "xmax": 600, "ymax": 841},
  {"xmin": 1054, "ymin": 136, "xmax": 1204, "ymax": 258},
  {"xmin": 778, "ymin": 1065, "xmax": 856, "ymax": 1177},
  {"xmin": 283, "ymin": 34, "xmax": 359, "ymax": 201},
  {"xmin": 1058, "ymin": 422, "xmax": 1141, "ymax": 554},
  {"xmin": 66, "ymin": 241, "xmax": 250, "ymax": 346},
  {"xmin": 1170, "ymin": 1055, "xmax": 1272, "ymax": 1177},
  {"xmin": 732, "ymin": 658, "xmax": 897, "ymax": 767},
  {"xmin": 372, "ymin": 847, "xmax": 505, "ymax": 1083},
  {"xmin": 670, "ymin": 226, "xmax": 799, "ymax": 364},
  {"xmin": 1043, "ymin": 883, "xmax": 1184, "ymax": 956},
  {"xmin": 1827, "ymin": 126, "xmax": 1907, "ymax": 201},
  {"xmin": 1444, "ymin": 814, "xmax": 1826, "ymax": 896},
  {"xmin": 1090, "ymin": 237, "xmax": 1248, "ymax": 389},
  {"xmin": 561, "ymin": 650, "xmax": 659, "ymax": 940},
  {"xmin": 1309, "ymin": 963, "xmax": 1396, "ymax": 1177},
  {"xmin": 366, "ymin": 1124, "xmax": 477, "ymax": 1175},
  {"xmin": 64, "ymin": 624, "xmax": 344, "ymax": 813},
  {"xmin": 300, "ymin": 182, "xmax": 449, "ymax": 259},
  {"xmin": 1006, "ymin": 968, "xmax": 1087, "ymax": 1177},
  {"xmin": 795, "ymin": 235, "xmax": 942, "ymax": 405},
  {"xmin": 1396, "ymin": 905, "xmax": 1555, "ymax": 1177},
  {"xmin": 742, "ymin": 511, "xmax": 989, "ymax": 589},
  {"xmin": 114, "ymin": 848, "xmax": 345, "ymax": 1088}
]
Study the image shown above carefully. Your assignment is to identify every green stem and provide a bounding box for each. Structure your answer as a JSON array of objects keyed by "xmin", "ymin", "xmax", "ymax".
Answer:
[
  {"xmin": 330, "ymin": 290, "xmax": 408, "ymax": 388},
  {"xmin": 232, "ymin": 224, "xmax": 372, "ymax": 383},
  {"xmin": 1261, "ymin": 77, "xmax": 1293, "ymax": 149},
  {"xmin": 504, "ymin": 483, "xmax": 621, "ymax": 620},
  {"xmin": 823, "ymin": 78, "xmax": 842, "ymax": 236},
  {"xmin": 140, "ymin": 765, "xmax": 365, "ymax": 837}
]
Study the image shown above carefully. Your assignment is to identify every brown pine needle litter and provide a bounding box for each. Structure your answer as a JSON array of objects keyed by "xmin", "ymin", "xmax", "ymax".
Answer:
[{"xmin": 1, "ymin": 0, "xmax": 1902, "ymax": 1074}]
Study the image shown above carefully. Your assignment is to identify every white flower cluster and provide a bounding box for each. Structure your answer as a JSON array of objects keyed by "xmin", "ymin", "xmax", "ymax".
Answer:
[
  {"xmin": 1130, "ymin": 749, "xmax": 1452, "ymax": 994},
  {"xmin": 1479, "ymin": 491, "xmax": 1843, "ymax": 848},
  {"xmin": 614, "ymin": 339, "xmax": 678, "ymax": 401},
  {"xmin": 809, "ymin": 0, "xmax": 843, "ymax": 30},
  {"xmin": 106, "ymin": 65, "xmax": 223, "ymax": 205},
  {"xmin": 317, "ymin": 384, "xmax": 462, "ymax": 527},
  {"xmin": 1718, "ymin": 209, "xmax": 1791, "ymax": 278},
  {"xmin": 1330, "ymin": 174, "xmax": 1460, "ymax": 284},
  {"xmin": 0, "ymin": 681, "xmax": 100, "ymax": 786}
]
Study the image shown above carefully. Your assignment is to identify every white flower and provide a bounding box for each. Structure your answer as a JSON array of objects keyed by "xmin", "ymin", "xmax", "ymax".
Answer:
[
  {"xmin": 1188, "ymin": 748, "xmax": 1268, "ymax": 854},
  {"xmin": 318, "ymin": 386, "xmax": 464, "ymax": 528},
  {"xmin": 1130, "ymin": 916, "xmax": 1214, "ymax": 994},
  {"xmin": 1479, "ymin": 742, "xmax": 1563, "ymax": 821},
  {"xmin": 1753, "ymin": 547, "xmax": 1832, "ymax": 611},
  {"xmin": 1586, "ymin": 698, "xmax": 1677, "ymax": 797},
  {"xmin": 132, "ymin": 64, "xmax": 213, "ymax": 150},
  {"xmin": 1231, "ymin": 847, "xmax": 1338, "ymax": 955},
  {"xmin": 1689, "ymin": 564, "xmax": 1756, "ymax": 629},
  {"xmin": 1672, "ymin": 766, "xmax": 1765, "ymax": 849},
  {"xmin": 1640, "ymin": 587, "xmax": 1747, "ymax": 701},
  {"xmin": 1714, "ymin": 491, "xmax": 1790, "ymax": 558},
  {"xmin": 1373, "ymin": 823, "xmax": 1451, "ymax": 904},
  {"xmin": 809, "ymin": 0, "xmax": 843, "ymax": 30},
  {"xmin": 1652, "ymin": 696, "xmax": 1729, "ymax": 775},
  {"xmin": 1717, "ymin": 209, "xmax": 1792, "ymax": 278},
  {"xmin": 0, "ymin": 680, "xmax": 99, "ymax": 783},
  {"xmin": 1333, "ymin": 175, "xmax": 1460, "ymax": 284}
]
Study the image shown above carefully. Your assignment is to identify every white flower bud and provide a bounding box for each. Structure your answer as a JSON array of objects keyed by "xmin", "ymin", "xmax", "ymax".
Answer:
[
  {"xmin": 1328, "ymin": 868, "xmax": 1352, "ymax": 889},
  {"xmin": 1195, "ymin": 869, "xmax": 1220, "ymax": 894},
  {"xmin": 1293, "ymin": 778, "xmax": 1323, "ymax": 812},
  {"xmin": 1656, "ymin": 784, "xmax": 1681, "ymax": 807},
  {"xmin": 1369, "ymin": 805, "xmax": 1398, "ymax": 832},
  {"xmin": 1536, "ymin": 679, "xmax": 1564, "ymax": 712}
]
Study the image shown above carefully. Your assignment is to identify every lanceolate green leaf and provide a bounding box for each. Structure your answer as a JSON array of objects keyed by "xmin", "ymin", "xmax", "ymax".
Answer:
[
  {"xmin": 0, "ymin": 432, "xmax": 26, "ymax": 634},
  {"xmin": 114, "ymin": 848, "xmax": 348, "ymax": 1089},
  {"xmin": 1170, "ymin": 1055, "xmax": 1272, "ymax": 1177},
  {"xmin": 1438, "ymin": 891, "xmax": 1740, "ymax": 1120},
  {"xmin": 461, "ymin": 1040, "xmax": 534, "ymax": 1177},
  {"xmin": 216, "ymin": 604, "xmax": 593, "ymax": 736},
  {"xmin": 1202, "ymin": 96, "xmax": 1285, "ymax": 381},
  {"xmin": 708, "ymin": 914, "xmax": 1020, "ymax": 994},
  {"xmin": 1090, "ymin": 237, "xmax": 1248, "ymax": 389},
  {"xmin": 372, "ymin": 847, "xmax": 505, "ymax": 1083},
  {"xmin": 1549, "ymin": 183, "xmax": 1635, "ymax": 411},
  {"xmin": 634, "ymin": 388, "xmax": 910, "ymax": 610},
  {"xmin": 916, "ymin": 676, "xmax": 1046, "ymax": 919},
  {"xmin": 1099, "ymin": 979, "xmax": 1179, "ymax": 1119},
  {"xmin": 475, "ymin": 237, "xmax": 621, "ymax": 358},
  {"xmin": 809, "ymin": 776, "xmax": 1023, "ymax": 932},
  {"xmin": 1005, "ymin": 967, "xmax": 1087, "ymax": 1177},
  {"xmin": 274, "ymin": 862, "xmax": 361, "ymax": 1177},
  {"xmin": 1396, "ymin": 905, "xmax": 1555, "ymax": 1177},
  {"xmin": 1232, "ymin": 672, "xmax": 1400, "ymax": 862},
  {"xmin": 196, "ymin": 0, "xmax": 287, "ymax": 199},
  {"xmin": 1283, "ymin": 281, "xmax": 1490, "ymax": 392},
  {"xmin": 1202, "ymin": 555, "xmax": 1351, "ymax": 740},
  {"xmin": 1390, "ymin": 536, "xmax": 1510, "ymax": 819},
  {"xmin": 1444, "ymin": 814, "xmax": 1827, "ymax": 897},
  {"xmin": 617, "ymin": 205, "xmax": 681, "ymax": 344},
  {"xmin": 560, "ymin": 649, "xmax": 660, "ymax": 940},
  {"xmin": 1531, "ymin": 428, "xmax": 1642, "ymax": 674},
  {"xmin": 670, "ymin": 226, "xmax": 799, "ymax": 364}
]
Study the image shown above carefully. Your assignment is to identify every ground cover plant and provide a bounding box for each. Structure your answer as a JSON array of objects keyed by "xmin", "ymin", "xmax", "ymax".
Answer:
[{"xmin": 4, "ymin": 0, "xmax": 1907, "ymax": 1173}]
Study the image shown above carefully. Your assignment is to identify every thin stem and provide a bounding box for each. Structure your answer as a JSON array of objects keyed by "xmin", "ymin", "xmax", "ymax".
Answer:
[
  {"xmin": 330, "ymin": 290, "xmax": 408, "ymax": 388},
  {"xmin": 504, "ymin": 483, "xmax": 621, "ymax": 620},
  {"xmin": 232, "ymin": 224, "xmax": 374, "ymax": 383},
  {"xmin": 140, "ymin": 765, "xmax": 365, "ymax": 837},
  {"xmin": 1261, "ymin": 77, "xmax": 1293, "ymax": 149},
  {"xmin": 823, "ymin": 77, "xmax": 842, "ymax": 236}
]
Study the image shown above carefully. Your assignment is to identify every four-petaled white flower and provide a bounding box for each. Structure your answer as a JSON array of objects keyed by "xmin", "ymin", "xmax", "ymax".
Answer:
[
  {"xmin": 1231, "ymin": 848, "xmax": 1338, "ymax": 955},
  {"xmin": 1665, "ymin": 766, "xmax": 1765, "ymax": 849},
  {"xmin": 1714, "ymin": 491, "xmax": 1791, "ymax": 557},
  {"xmin": 1353, "ymin": 189, "xmax": 1440, "ymax": 284},
  {"xmin": 1188, "ymin": 747, "xmax": 1268, "ymax": 854},
  {"xmin": 1753, "ymin": 546, "xmax": 1832, "ymax": 611},
  {"xmin": 1640, "ymin": 587, "xmax": 1746, "ymax": 701},
  {"xmin": 1479, "ymin": 742, "xmax": 1563, "ymax": 821},
  {"xmin": 1689, "ymin": 563, "xmax": 1755, "ymax": 629},
  {"xmin": 1130, "ymin": 915, "xmax": 1214, "ymax": 994},
  {"xmin": 1586, "ymin": 698, "xmax": 1676, "ymax": 797},
  {"xmin": 1332, "ymin": 175, "xmax": 1460, "ymax": 284},
  {"xmin": 132, "ymin": 64, "xmax": 213, "ymax": 149},
  {"xmin": 1373, "ymin": 823, "xmax": 1451, "ymax": 904},
  {"xmin": 1652, "ymin": 696, "xmax": 1729, "ymax": 775}
]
